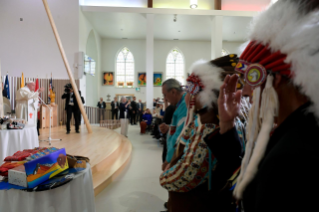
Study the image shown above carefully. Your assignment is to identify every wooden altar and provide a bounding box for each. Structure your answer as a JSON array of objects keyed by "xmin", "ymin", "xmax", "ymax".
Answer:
[{"xmin": 40, "ymin": 104, "xmax": 58, "ymax": 128}]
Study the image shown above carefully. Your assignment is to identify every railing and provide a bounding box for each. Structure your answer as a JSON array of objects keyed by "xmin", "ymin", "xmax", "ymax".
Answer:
[{"xmin": 84, "ymin": 106, "xmax": 112, "ymax": 124}]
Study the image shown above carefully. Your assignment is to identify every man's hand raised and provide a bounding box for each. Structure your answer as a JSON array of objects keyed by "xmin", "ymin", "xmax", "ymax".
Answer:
[{"xmin": 218, "ymin": 74, "xmax": 242, "ymax": 134}]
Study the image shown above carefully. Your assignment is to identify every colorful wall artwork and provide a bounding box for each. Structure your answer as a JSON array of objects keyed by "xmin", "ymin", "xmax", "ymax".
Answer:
[
  {"xmin": 138, "ymin": 73, "xmax": 146, "ymax": 86},
  {"xmin": 103, "ymin": 72, "xmax": 114, "ymax": 86},
  {"xmin": 153, "ymin": 73, "xmax": 162, "ymax": 86}
]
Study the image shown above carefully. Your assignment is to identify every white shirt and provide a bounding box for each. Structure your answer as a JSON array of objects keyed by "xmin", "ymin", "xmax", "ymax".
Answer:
[{"xmin": 69, "ymin": 93, "xmax": 74, "ymax": 106}]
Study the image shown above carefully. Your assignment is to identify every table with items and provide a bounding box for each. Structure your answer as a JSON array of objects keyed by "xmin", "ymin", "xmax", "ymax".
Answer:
[
  {"xmin": 0, "ymin": 147, "xmax": 95, "ymax": 212},
  {"xmin": 0, "ymin": 117, "xmax": 39, "ymax": 162}
]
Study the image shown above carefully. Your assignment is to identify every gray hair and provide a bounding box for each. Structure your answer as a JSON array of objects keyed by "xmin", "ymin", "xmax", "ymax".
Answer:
[{"xmin": 162, "ymin": 78, "xmax": 182, "ymax": 93}]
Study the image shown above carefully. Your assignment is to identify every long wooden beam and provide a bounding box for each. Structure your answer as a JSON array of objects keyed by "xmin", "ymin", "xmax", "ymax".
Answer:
[{"xmin": 42, "ymin": 0, "xmax": 92, "ymax": 133}]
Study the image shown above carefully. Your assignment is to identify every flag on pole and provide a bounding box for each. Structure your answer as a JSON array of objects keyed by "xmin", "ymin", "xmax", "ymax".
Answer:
[
  {"xmin": 35, "ymin": 78, "xmax": 40, "ymax": 119},
  {"xmin": 48, "ymin": 75, "xmax": 52, "ymax": 104},
  {"xmin": 21, "ymin": 72, "xmax": 25, "ymax": 88},
  {"xmin": 35, "ymin": 78, "xmax": 39, "ymax": 91},
  {"xmin": 4, "ymin": 74, "xmax": 10, "ymax": 100}
]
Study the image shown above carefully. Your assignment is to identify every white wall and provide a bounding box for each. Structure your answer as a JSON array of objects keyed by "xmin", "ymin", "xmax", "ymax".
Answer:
[
  {"xmin": 100, "ymin": 39, "xmax": 244, "ymax": 103},
  {"xmin": 79, "ymin": 8, "xmax": 102, "ymax": 106},
  {"xmin": 85, "ymin": 31, "xmax": 100, "ymax": 107},
  {"xmin": 0, "ymin": 0, "xmax": 79, "ymax": 79}
]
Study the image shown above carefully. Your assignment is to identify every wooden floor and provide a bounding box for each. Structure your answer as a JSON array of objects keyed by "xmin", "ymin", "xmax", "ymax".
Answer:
[{"xmin": 38, "ymin": 125, "xmax": 132, "ymax": 196}]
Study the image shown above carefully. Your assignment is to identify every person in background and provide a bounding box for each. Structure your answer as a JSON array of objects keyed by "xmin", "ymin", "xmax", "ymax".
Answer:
[
  {"xmin": 130, "ymin": 97, "xmax": 137, "ymax": 125},
  {"xmin": 119, "ymin": 97, "xmax": 127, "ymax": 119},
  {"xmin": 75, "ymin": 90, "xmax": 85, "ymax": 129},
  {"xmin": 111, "ymin": 97, "xmax": 120, "ymax": 120},
  {"xmin": 142, "ymin": 108, "xmax": 153, "ymax": 127},
  {"xmin": 153, "ymin": 98, "xmax": 157, "ymax": 107},
  {"xmin": 62, "ymin": 84, "xmax": 81, "ymax": 134},
  {"xmin": 97, "ymin": 97, "xmax": 106, "ymax": 121},
  {"xmin": 136, "ymin": 99, "xmax": 144, "ymax": 123},
  {"xmin": 159, "ymin": 79, "xmax": 187, "ymax": 212},
  {"xmin": 152, "ymin": 103, "xmax": 165, "ymax": 139},
  {"xmin": 161, "ymin": 99, "xmax": 175, "ymax": 162},
  {"xmin": 127, "ymin": 99, "xmax": 132, "ymax": 121}
]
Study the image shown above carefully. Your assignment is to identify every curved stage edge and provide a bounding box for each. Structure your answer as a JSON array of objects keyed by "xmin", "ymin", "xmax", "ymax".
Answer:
[{"xmin": 38, "ymin": 125, "xmax": 132, "ymax": 196}]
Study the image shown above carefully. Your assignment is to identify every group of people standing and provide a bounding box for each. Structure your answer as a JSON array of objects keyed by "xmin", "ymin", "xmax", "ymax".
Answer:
[
  {"xmin": 111, "ymin": 96, "xmax": 144, "ymax": 125},
  {"xmin": 157, "ymin": 1, "xmax": 319, "ymax": 212}
]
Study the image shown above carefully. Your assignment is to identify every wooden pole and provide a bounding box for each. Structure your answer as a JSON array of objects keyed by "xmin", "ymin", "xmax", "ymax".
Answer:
[{"xmin": 42, "ymin": 0, "xmax": 92, "ymax": 133}]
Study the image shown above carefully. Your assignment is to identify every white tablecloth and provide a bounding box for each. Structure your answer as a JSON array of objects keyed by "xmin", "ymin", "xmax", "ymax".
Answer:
[
  {"xmin": 0, "ymin": 163, "xmax": 96, "ymax": 212},
  {"xmin": 0, "ymin": 126, "xmax": 39, "ymax": 162}
]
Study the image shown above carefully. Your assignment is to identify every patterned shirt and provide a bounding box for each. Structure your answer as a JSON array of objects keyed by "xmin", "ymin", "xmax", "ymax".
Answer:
[
  {"xmin": 166, "ymin": 93, "xmax": 187, "ymax": 163},
  {"xmin": 160, "ymin": 115, "xmax": 218, "ymax": 192}
]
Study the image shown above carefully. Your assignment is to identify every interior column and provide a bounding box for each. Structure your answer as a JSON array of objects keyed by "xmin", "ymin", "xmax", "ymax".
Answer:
[
  {"xmin": 211, "ymin": 16, "xmax": 223, "ymax": 59},
  {"xmin": 146, "ymin": 14, "xmax": 154, "ymax": 109}
]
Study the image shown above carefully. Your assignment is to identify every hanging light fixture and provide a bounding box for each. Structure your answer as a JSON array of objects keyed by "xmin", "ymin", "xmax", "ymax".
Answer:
[{"xmin": 190, "ymin": 0, "xmax": 198, "ymax": 9}]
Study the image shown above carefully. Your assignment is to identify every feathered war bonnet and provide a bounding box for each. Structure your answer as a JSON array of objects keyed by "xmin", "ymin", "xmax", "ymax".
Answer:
[
  {"xmin": 234, "ymin": 0, "xmax": 319, "ymax": 199},
  {"xmin": 174, "ymin": 54, "xmax": 240, "ymax": 155}
]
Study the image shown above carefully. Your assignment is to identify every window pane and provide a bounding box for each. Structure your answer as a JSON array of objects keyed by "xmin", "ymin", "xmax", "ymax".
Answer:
[
  {"xmin": 126, "ymin": 62, "xmax": 134, "ymax": 75},
  {"xmin": 117, "ymin": 76, "xmax": 125, "ymax": 87},
  {"xmin": 117, "ymin": 52, "xmax": 124, "ymax": 62},
  {"xmin": 117, "ymin": 63, "xmax": 125, "ymax": 75},
  {"xmin": 176, "ymin": 53, "xmax": 183, "ymax": 64},
  {"xmin": 167, "ymin": 53, "xmax": 174, "ymax": 64},
  {"xmin": 126, "ymin": 76, "xmax": 134, "ymax": 87},
  {"xmin": 126, "ymin": 52, "xmax": 134, "ymax": 62}
]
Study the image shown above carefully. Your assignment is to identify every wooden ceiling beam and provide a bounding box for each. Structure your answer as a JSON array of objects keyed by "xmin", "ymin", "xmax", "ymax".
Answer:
[
  {"xmin": 215, "ymin": 0, "xmax": 222, "ymax": 10},
  {"xmin": 148, "ymin": 0, "xmax": 153, "ymax": 8}
]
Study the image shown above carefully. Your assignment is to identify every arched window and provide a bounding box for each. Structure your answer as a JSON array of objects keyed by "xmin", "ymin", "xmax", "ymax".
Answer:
[
  {"xmin": 116, "ymin": 47, "xmax": 134, "ymax": 87},
  {"xmin": 221, "ymin": 49, "xmax": 229, "ymax": 56},
  {"xmin": 166, "ymin": 49, "xmax": 185, "ymax": 84}
]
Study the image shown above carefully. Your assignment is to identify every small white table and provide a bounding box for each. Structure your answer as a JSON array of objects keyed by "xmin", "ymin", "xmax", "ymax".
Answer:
[
  {"xmin": 0, "ymin": 163, "xmax": 96, "ymax": 212},
  {"xmin": 0, "ymin": 126, "xmax": 39, "ymax": 162}
]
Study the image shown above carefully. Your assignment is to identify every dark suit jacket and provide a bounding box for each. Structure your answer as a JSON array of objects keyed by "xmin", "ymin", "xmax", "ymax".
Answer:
[
  {"xmin": 131, "ymin": 101, "xmax": 137, "ymax": 112},
  {"xmin": 62, "ymin": 92, "xmax": 84, "ymax": 110},
  {"xmin": 97, "ymin": 101, "xmax": 106, "ymax": 109},
  {"xmin": 111, "ymin": 101, "xmax": 120, "ymax": 112},
  {"xmin": 136, "ymin": 102, "xmax": 143, "ymax": 113}
]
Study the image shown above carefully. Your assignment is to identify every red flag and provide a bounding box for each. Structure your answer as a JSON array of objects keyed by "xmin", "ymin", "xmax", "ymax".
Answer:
[
  {"xmin": 35, "ymin": 79, "xmax": 40, "ymax": 119},
  {"xmin": 35, "ymin": 78, "xmax": 39, "ymax": 91}
]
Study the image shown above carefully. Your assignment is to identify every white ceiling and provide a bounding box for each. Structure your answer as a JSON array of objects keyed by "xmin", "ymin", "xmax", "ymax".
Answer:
[{"xmin": 83, "ymin": 12, "xmax": 252, "ymax": 41}]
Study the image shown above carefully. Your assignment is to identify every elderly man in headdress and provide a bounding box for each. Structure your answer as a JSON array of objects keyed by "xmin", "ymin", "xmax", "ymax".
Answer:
[
  {"xmin": 215, "ymin": 1, "xmax": 319, "ymax": 211},
  {"xmin": 160, "ymin": 55, "xmax": 245, "ymax": 212},
  {"xmin": 15, "ymin": 80, "xmax": 44, "ymax": 120}
]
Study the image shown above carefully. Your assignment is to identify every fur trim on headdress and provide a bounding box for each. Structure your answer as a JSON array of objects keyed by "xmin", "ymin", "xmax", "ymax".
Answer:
[
  {"xmin": 187, "ymin": 60, "xmax": 224, "ymax": 108},
  {"xmin": 234, "ymin": 0, "xmax": 319, "ymax": 199},
  {"xmin": 248, "ymin": 0, "xmax": 319, "ymax": 118}
]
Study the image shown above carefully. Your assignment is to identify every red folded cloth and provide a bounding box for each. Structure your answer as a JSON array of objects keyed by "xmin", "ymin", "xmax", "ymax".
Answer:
[{"xmin": 0, "ymin": 162, "xmax": 23, "ymax": 176}]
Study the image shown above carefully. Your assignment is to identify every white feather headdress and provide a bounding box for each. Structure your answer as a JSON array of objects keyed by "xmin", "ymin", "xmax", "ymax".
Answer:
[{"xmin": 234, "ymin": 0, "xmax": 319, "ymax": 199}]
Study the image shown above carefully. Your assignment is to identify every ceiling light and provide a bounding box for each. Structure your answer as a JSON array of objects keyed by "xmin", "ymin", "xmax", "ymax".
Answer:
[{"xmin": 190, "ymin": 0, "xmax": 198, "ymax": 9}]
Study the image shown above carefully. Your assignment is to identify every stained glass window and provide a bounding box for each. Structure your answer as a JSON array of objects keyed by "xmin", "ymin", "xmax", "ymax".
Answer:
[
  {"xmin": 116, "ymin": 47, "xmax": 134, "ymax": 87},
  {"xmin": 166, "ymin": 49, "xmax": 185, "ymax": 84}
]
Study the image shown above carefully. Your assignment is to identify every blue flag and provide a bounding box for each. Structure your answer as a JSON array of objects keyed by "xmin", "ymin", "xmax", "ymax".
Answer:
[{"xmin": 4, "ymin": 75, "xmax": 10, "ymax": 100}]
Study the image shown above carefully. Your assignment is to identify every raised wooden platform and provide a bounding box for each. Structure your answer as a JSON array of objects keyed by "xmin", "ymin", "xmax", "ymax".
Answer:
[{"xmin": 38, "ymin": 125, "xmax": 132, "ymax": 196}]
